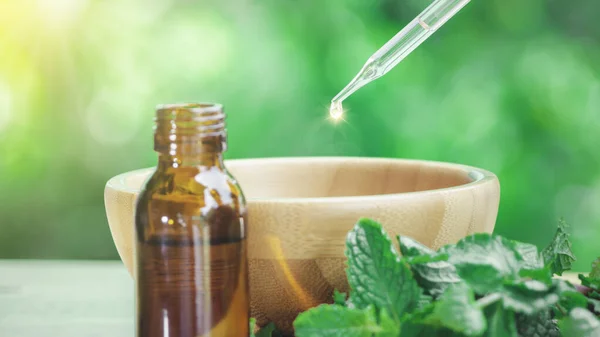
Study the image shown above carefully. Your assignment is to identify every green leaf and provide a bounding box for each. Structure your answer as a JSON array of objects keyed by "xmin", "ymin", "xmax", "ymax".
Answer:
[
  {"xmin": 421, "ymin": 282, "xmax": 487, "ymax": 336},
  {"xmin": 250, "ymin": 318, "xmax": 257, "ymax": 337},
  {"xmin": 519, "ymin": 267, "xmax": 552, "ymax": 285},
  {"xmin": 590, "ymin": 291, "xmax": 600, "ymax": 300},
  {"xmin": 417, "ymin": 293, "xmax": 433, "ymax": 309},
  {"xmin": 400, "ymin": 307, "xmax": 465, "ymax": 337},
  {"xmin": 256, "ymin": 322, "xmax": 281, "ymax": 337},
  {"xmin": 398, "ymin": 322, "xmax": 430, "ymax": 337},
  {"xmin": 333, "ymin": 289, "xmax": 347, "ymax": 306},
  {"xmin": 587, "ymin": 291, "xmax": 600, "ymax": 314},
  {"xmin": 399, "ymin": 236, "xmax": 436, "ymax": 257},
  {"xmin": 400, "ymin": 323, "xmax": 462, "ymax": 337},
  {"xmin": 294, "ymin": 305, "xmax": 380, "ymax": 337},
  {"xmin": 540, "ymin": 219, "xmax": 576, "ymax": 276},
  {"xmin": 588, "ymin": 298, "xmax": 600, "ymax": 313},
  {"xmin": 579, "ymin": 258, "xmax": 600, "ymax": 290},
  {"xmin": 559, "ymin": 308, "xmax": 600, "ymax": 337},
  {"xmin": 440, "ymin": 234, "xmax": 524, "ymax": 294},
  {"xmin": 376, "ymin": 309, "xmax": 401, "ymax": 337},
  {"xmin": 484, "ymin": 302, "xmax": 518, "ymax": 337},
  {"xmin": 552, "ymin": 279, "xmax": 589, "ymax": 314},
  {"xmin": 250, "ymin": 321, "xmax": 282, "ymax": 337},
  {"xmin": 515, "ymin": 310, "xmax": 559, "ymax": 337},
  {"xmin": 408, "ymin": 253, "xmax": 450, "ymax": 265},
  {"xmin": 346, "ymin": 219, "xmax": 421, "ymax": 321},
  {"xmin": 579, "ymin": 274, "xmax": 600, "ymax": 290},
  {"xmin": 406, "ymin": 253, "xmax": 461, "ymax": 298},
  {"xmin": 513, "ymin": 241, "xmax": 544, "ymax": 270},
  {"xmin": 561, "ymin": 291, "xmax": 589, "ymax": 312},
  {"xmin": 501, "ymin": 280, "xmax": 560, "ymax": 315},
  {"xmin": 590, "ymin": 257, "xmax": 600, "ymax": 280},
  {"xmin": 553, "ymin": 278, "xmax": 578, "ymax": 293}
]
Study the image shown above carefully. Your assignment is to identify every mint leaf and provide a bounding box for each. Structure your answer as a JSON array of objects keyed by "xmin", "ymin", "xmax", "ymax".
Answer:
[
  {"xmin": 399, "ymin": 236, "xmax": 436, "ymax": 257},
  {"xmin": 250, "ymin": 318, "xmax": 257, "ymax": 337},
  {"xmin": 551, "ymin": 279, "xmax": 580, "ymax": 319},
  {"xmin": 553, "ymin": 278, "xmax": 578, "ymax": 293},
  {"xmin": 294, "ymin": 305, "xmax": 380, "ymax": 337},
  {"xmin": 513, "ymin": 241, "xmax": 544, "ymax": 270},
  {"xmin": 588, "ymin": 290, "xmax": 600, "ymax": 314},
  {"xmin": 403, "ymin": 250, "xmax": 460, "ymax": 298},
  {"xmin": 579, "ymin": 274, "xmax": 600, "ymax": 291},
  {"xmin": 484, "ymin": 302, "xmax": 518, "ymax": 337},
  {"xmin": 400, "ymin": 323, "xmax": 461, "ymax": 337},
  {"xmin": 346, "ymin": 219, "xmax": 421, "ymax": 321},
  {"xmin": 552, "ymin": 279, "xmax": 589, "ymax": 314},
  {"xmin": 501, "ymin": 280, "xmax": 559, "ymax": 315},
  {"xmin": 250, "ymin": 321, "xmax": 281, "ymax": 337},
  {"xmin": 519, "ymin": 267, "xmax": 552, "ymax": 285},
  {"xmin": 417, "ymin": 293, "xmax": 433, "ymax": 309},
  {"xmin": 560, "ymin": 291, "xmax": 589, "ymax": 312},
  {"xmin": 590, "ymin": 257, "xmax": 600, "ymax": 280},
  {"xmin": 586, "ymin": 291, "xmax": 600, "ymax": 315},
  {"xmin": 559, "ymin": 308, "xmax": 600, "ymax": 337},
  {"xmin": 376, "ymin": 310, "xmax": 401, "ymax": 337},
  {"xmin": 400, "ymin": 306, "xmax": 465, "ymax": 337},
  {"xmin": 541, "ymin": 219, "xmax": 575, "ymax": 276},
  {"xmin": 441, "ymin": 234, "xmax": 524, "ymax": 294},
  {"xmin": 408, "ymin": 253, "xmax": 450, "ymax": 265},
  {"xmin": 411, "ymin": 262, "xmax": 460, "ymax": 298},
  {"xmin": 399, "ymin": 320, "xmax": 431, "ymax": 337},
  {"xmin": 333, "ymin": 290, "xmax": 347, "ymax": 306},
  {"xmin": 515, "ymin": 310, "xmax": 559, "ymax": 337},
  {"xmin": 579, "ymin": 258, "xmax": 600, "ymax": 290},
  {"xmin": 255, "ymin": 322, "xmax": 281, "ymax": 337},
  {"xmin": 421, "ymin": 282, "xmax": 487, "ymax": 336},
  {"xmin": 589, "ymin": 298, "xmax": 600, "ymax": 313}
]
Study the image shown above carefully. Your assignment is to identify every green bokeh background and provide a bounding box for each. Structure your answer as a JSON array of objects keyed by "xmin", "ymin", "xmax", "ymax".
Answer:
[{"xmin": 0, "ymin": 0, "xmax": 598, "ymax": 270}]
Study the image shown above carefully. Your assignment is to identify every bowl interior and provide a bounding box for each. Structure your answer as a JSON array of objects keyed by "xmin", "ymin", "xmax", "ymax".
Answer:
[{"xmin": 110, "ymin": 157, "xmax": 484, "ymax": 200}]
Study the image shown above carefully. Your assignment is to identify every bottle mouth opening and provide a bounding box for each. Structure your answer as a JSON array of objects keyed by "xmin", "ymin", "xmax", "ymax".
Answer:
[
  {"xmin": 155, "ymin": 103, "xmax": 224, "ymax": 123},
  {"xmin": 156, "ymin": 103, "xmax": 223, "ymax": 114}
]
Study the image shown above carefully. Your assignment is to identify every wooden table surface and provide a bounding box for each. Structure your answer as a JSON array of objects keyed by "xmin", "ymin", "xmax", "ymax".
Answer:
[
  {"xmin": 0, "ymin": 260, "xmax": 133, "ymax": 337},
  {"xmin": 0, "ymin": 260, "xmax": 585, "ymax": 337}
]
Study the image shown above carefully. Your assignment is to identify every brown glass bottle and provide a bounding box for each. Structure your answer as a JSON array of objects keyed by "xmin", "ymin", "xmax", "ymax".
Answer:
[{"xmin": 134, "ymin": 103, "xmax": 249, "ymax": 337}]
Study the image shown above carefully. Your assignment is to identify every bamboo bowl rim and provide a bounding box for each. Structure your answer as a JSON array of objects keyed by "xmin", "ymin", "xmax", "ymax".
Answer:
[{"xmin": 106, "ymin": 156, "xmax": 497, "ymax": 203}]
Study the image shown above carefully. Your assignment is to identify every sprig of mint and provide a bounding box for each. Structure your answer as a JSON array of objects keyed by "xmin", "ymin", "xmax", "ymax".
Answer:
[
  {"xmin": 286, "ymin": 218, "xmax": 600, "ymax": 336},
  {"xmin": 541, "ymin": 219, "xmax": 576, "ymax": 276}
]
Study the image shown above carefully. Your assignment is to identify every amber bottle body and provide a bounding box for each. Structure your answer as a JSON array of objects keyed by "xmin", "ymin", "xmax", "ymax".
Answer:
[{"xmin": 135, "ymin": 104, "xmax": 249, "ymax": 337}]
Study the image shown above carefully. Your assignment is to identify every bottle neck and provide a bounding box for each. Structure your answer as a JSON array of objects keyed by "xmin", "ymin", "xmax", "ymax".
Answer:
[
  {"xmin": 157, "ymin": 153, "xmax": 225, "ymax": 169},
  {"xmin": 153, "ymin": 103, "xmax": 227, "ymax": 169}
]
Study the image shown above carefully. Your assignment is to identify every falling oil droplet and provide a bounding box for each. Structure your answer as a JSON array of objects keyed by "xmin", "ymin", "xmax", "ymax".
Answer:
[{"xmin": 329, "ymin": 101, "xmax": 343, "ymax": 120}]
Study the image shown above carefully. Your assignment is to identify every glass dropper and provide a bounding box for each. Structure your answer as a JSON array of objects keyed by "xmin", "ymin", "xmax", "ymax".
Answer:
[{"xmin": 329, "ymin": 0, "xmax": 471, "ymax": 120}]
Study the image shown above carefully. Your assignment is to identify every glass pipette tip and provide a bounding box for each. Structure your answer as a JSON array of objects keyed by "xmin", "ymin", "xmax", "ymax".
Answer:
[{"xmin": 329, "ymin": 0, "xmax": 471, "ymax": 120}]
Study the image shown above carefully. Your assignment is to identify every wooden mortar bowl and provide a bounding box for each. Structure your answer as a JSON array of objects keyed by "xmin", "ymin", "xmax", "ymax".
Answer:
[{"xmin": 104, "ymin": 157, "xmax": 500, "ymax": 332}]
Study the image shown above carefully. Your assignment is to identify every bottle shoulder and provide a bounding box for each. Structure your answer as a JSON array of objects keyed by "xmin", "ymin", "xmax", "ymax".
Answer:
[
  {"xmin": 134, "ymin": 166, "xmax": 247, "ymax": 242},
  {"xmin": 137, "ymin": 166, "xmax": 246, "ymax": 210}
]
